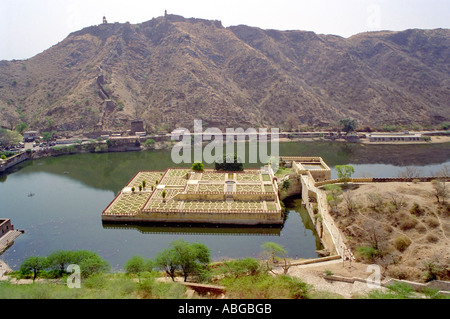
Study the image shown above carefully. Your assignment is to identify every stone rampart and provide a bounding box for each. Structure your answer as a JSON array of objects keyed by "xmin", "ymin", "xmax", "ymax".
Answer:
[{"xmin": 0, "ymin": 151, "xmax": 30, "ymax": 173}]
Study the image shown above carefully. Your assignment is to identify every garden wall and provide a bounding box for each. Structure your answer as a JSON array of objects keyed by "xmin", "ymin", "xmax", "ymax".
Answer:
[
  {"xmin": 0, "ymin": 151, "xmax": 30, "ymax": 173},
  {"xmin": 102, "ymin": 210, "xmax": 284, "ymax": 225}
]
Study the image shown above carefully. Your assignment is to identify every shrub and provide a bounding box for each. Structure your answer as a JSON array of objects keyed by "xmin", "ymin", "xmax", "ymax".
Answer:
[
  {"xmin": 355, "ymin": 246, "xmax": 381, "ymax": 262},
  {"xmin": 387, "ymin": 266, "xmax": 412, "ymax": 280},
  {"xmin": 71, "ymin": 250, "xmax": 110, "ymax": 278},
  {"xmin": 426, "ymin": 234, "xmax": 439, "ymax": 243},
  {"xmin": 281, "ymin": 179, "xmax": 290, "ymax": 190},
  {"xmin": 410, "ymin": 203, "xmax": 424, "ymax": 216},
  {"xmin": 425, "ymin": 216, "xmax": 439, "ymax": 228},
  {"xmin": 124, "ymin": 255, "xmax": 153, "ymax": 282},
  {"xmin": 335, "ymin": 165, "xmax": 354, "ymax": 184},
  {"xmin": 324, "ymin": 269, "xmax": 333, "ymax": 276},
  {"xmin": 139, "ymin": 278, "xmax": 186, "ymax": 299},
  {"xmin": 215, "ymin": 153, "xmax": 244, "ymax": 171},
  {"xmin": 221, "ymin": 274, "xmax": 310, "ymax": 299},
  {"xmin": 143, "ymin": 139, "xmax": 155, "ymax": 147},
  {"xmin": 422, "ymin": 261, "xmax": 446, "ymax": 282},
  {"xmin": 367, "ymin": 281, "xmax": 416, "ymax": 299},
  {"xmin": 393, "ymin": 235, "xmax": 411, "ymax": 252},
  {"xmin": 191, "ymin": 162, "xmax": 204, "ymax": 171},
  {"xmin": 398, "ymin": 213, "xmax": 418, "ymax": 230},
  {"xmin": 367, "ymin": 192, "xmax": 384, "ymax": 211},
  {"xmin": 222, "ymin": 257, "xmax": 262, "ymax": 278}
]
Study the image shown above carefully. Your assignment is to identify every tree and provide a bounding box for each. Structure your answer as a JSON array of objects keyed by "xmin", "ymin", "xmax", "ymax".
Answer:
[
  {"xmin": 191, "ymin": 162, "xmax": 204, "ymax": 172},
  {"xmin": 335, "ymin": 165, "xmax": 354, "ymax": 185},
  {"xmin": 155, "ymin": 248, "xmax": 179, "ymax": 281},
  {"xmin": 171, "ymin": 240, "xmax": 211, "ymax": 282},
  {"xmin": 342, "ymin": 191, "xmax": 355, "ymax": 214},
  {"xmin": 283, "ymin": 117, "xmax": 298, "ymax": 132},
  {"xmin": 47, "ymin": 250, "xmax": 75, "ymax": 275},
  {"xmin": 431, "ymin": 179, "xmax": 447, "ymax": 205},
  {"xmin": 70, "ymin": 250, "xmax": 109, "ymax": 278},
  {"xmin": 20, "ymin": 256, "xmax": 48, "ymax": 282},
  {"xmin": 398, "ymin": 166, "xmax": 422, "ymax": 179},
  {"xmin": 161, "ymin": 190, "xmax": 167, "ymax": 202},
  {"xmin": 142, "ymin": 180, "xmax": 146, "ymax": 189},
  {"xmin": 339, "ymin": 118, "xmax": 357, "ymax": 134},
  {"xmin": 15, "ymin": 122, "xmax": 28, "ymax": 134},
  {"xmin": 0, "ymin": 129, "xmax": 23, "ymax": 147},
  {"xmin": 223, "ymin": 257, "xmax": 262, "ymax": 278},
  {"xmin": 155, "ymin": 240, "xmax": 211, "ymax": 282},
  {"xmin": 215, "ymin": 153, "xmax": 244, "ymax": 171},
  {"xmin": 124, "ymin": 255, "xmax": 153, "ymax": 282},
  {"xmin": 430, "ymin": 165, "xmax": 449, "ymax": 204},
  {"xmin": 41, "ymin": 131, "xmax": 54, "ymax": 142},
  {"xmin": 261, "ymin": 242, "xmax": 287, "ymax": 263},
  {"xmin": 143, "ymin": 139, "xmax": 155, "ymax": 149},
  {"xmin": 324, "ymin": 184, "xmax": 342, "ymax": 213}
]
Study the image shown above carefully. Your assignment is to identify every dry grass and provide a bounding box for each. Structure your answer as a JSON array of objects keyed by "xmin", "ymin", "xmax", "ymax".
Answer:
[{"xmin": 329, "ymin": 182, "xmax": 449, "ymax": 283}]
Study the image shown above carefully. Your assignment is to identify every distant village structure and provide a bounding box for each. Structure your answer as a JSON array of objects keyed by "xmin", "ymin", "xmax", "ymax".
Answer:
[
  {"xmin": 366, "ymin": 132, "xmax": 425, "ymax": 142},
  {"xmin": 23, "ymin": 131, "xmax": 39, "ymax": 142}
]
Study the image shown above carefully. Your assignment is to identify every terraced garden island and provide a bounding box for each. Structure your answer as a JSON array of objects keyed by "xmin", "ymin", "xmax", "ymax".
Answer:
[{"xmin": 102, "ymin": 166, "xmax": 284, "ymax": 225}]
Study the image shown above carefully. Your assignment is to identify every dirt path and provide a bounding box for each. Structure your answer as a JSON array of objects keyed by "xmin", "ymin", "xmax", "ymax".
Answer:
[{"xmin": 274, "ymin": 259, "xmax": 386, "ymax": 299}]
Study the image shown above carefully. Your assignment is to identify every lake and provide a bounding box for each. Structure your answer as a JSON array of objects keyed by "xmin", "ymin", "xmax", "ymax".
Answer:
[{"xmin": 1, "ymin": 141, "xmax": 449, "ymax": 270}]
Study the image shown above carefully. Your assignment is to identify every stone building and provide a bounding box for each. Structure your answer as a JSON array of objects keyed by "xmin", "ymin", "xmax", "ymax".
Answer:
[
  {"xmin": 130, "ymin": 120, "xmax": 145, "ymax": 135},
  {"xmin": 367, "ymin": 133, "xmax": 424, "ymax": 142},
  {"xmin": 0, "ymin": 219, "xmax": 13, "ymax": 238}
]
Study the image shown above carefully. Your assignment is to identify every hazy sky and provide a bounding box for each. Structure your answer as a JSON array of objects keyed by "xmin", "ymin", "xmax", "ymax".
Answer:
[{"xmin": 0, "ymin": 0, "xmax": 449, "ymax": 60}]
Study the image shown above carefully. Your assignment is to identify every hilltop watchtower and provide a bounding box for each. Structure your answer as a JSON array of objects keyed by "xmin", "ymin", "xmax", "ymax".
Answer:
[{"xmin": 103, "ymin": 16, "xmax": 108, "ymax": 24}]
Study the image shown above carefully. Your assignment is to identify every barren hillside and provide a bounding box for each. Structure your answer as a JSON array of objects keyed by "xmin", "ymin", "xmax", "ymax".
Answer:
[
  {"xmin": 0, "ymin": 14, "xmax": 448, "ymax": 135},
  {"xmin": 330, "ymin": 182, "xmax": 449, "ymax": 282}
]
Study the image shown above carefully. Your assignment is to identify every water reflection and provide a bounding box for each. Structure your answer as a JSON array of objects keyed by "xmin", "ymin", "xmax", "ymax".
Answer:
[{"xmin": 102, "ymin": 222, "xmax": 283, "ymax": 236}]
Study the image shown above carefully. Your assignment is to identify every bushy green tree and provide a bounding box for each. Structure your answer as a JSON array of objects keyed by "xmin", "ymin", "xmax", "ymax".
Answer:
[
  {"xmin": 155, "ymin": 240, "xmax": 211, "ymax": 282},
  {"xmin": 0, "ymin": 129, "xmax": 23, "ymax": 147},
  {"xmin": 155, "ymin": 248, "xmax": 179, "ymax": 281},
  {"xmin": 335, "ymin": 165, "xmax": 354, "ymax": 185},
  {"xmin": 15, "ymin": 122, "xmax": 28, "ymax": 134},
  {"xmin": 20, "ymin": 256, "xmax": 48, "ymax": 282},
  {"xmin": 223, "ymin": 257, "xmax": 262, "ymax": 278},
  {"xmin": 339, "ymin": 118, "xmax": 357, "ymax": 134},
  {"xmin": 215, "ymin": 153, "xmax": 244, "ymax": 171},
  {"xmin": 47, "ymin": 250, "xmax": 75, "ymax": 275},
  {"xmin": 69, "ymin": 250, "xmax": 110, "ymax": 278},
  {"xmin": 191, "ymin": 161, "xmax": 204, "ymax": 171},
  {"xmin": 124, "ymin": 255, "xmax": 153, "ymax": 282},
  {"xmin": 41, "ymin": 131, "xmax": 54, "ymax": 142}
]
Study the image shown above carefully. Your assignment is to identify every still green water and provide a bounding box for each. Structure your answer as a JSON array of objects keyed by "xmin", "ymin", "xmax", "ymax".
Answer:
[{"xmin": 1, "ymin": 141, "xmax": 449, "ymax": 270}]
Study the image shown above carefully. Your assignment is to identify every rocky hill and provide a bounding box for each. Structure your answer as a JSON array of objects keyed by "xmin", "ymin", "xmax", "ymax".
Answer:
[{"xmin": 0, "ymin": 14, "xmax": 449, "ymax": 135}]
